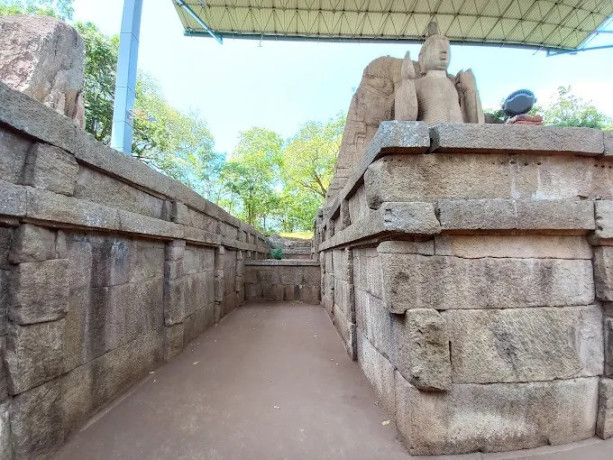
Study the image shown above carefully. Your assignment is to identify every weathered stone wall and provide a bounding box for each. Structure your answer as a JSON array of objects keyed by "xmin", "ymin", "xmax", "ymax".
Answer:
[
  {"xmin": 0, "ymin": 82, "xmax": 268, "ymax": 458},
  {"xmin": 317, "ymin": 120, "xmax": 613, "ymax": 455},
  {"xmin": 245, "ymin": 260, "xmax": 320, "ymax": 305}
]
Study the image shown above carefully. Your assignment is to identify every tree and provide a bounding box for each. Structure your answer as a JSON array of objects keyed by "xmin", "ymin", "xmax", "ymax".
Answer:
[
  {"xmin": 132, "ymin": 74, "xmax": 221, "ymax": 197},
  {"xmin": 0, "ymin": 0, "xmax": 73, "ymax": 20},
  {"xmin": 282, "ymin": 114, "xmax": 345, "ymax": 198},
  {"xmin": 220, "ymin": 128, "xmax": 283, "ymax": 229},
  {"xmin": 74, "ymin": 21, "xmax": 118, "ymax": 144},
  {"xmin": 64, "ymin": 22, "xmax": 221, "ymax": 198},
  {"xmin": 485, "ymin": 86, "xmax": 612, "ymax": 129},
  {"xmin": 542, "ymin": 86, "xmax": 611, "ymax": 129}
]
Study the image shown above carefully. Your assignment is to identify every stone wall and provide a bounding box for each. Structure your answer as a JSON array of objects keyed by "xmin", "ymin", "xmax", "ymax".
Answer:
[
  {"xmin": 317, "ymin": 121, "xmax": 613, "ymax": 455},
  {"xmin": 0, "ymin": 82, "xmax": 268, "ymax": 458},
  {"xmin": 244, "ymin": 260, "xmax": 320, "ymax": 305}
]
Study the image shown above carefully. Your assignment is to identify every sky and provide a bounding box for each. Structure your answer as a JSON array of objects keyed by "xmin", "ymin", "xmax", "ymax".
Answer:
[{"xmin": 73, "ymin": 0, "xmax": 613, "ymax": 155}]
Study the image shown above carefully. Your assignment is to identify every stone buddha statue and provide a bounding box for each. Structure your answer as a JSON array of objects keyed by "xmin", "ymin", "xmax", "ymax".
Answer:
[{"xmin": 395, "ymin": 22, "xmax": 484, "ymax": 125}]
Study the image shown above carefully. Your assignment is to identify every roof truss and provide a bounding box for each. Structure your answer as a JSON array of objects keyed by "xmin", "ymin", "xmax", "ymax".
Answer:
[{"xmin": 172, "ymin": 0, "xmax": 613, "ymax": 50}]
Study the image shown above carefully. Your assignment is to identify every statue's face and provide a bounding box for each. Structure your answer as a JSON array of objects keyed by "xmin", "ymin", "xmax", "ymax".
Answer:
[{"xmin": 419, "ymin": 35, "xmax": 450, "ymax": 72}]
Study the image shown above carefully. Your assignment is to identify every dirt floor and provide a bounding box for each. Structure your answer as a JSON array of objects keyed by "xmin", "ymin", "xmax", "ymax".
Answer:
[{"xmin": 54, "ymin": 303, "xmax": 613, "ymax": 460}]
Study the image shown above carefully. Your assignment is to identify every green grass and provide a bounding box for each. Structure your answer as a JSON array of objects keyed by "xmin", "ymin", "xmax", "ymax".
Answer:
[{"xmin": 278, "ymin": 232, "xmax": 313, "ymax": 240}]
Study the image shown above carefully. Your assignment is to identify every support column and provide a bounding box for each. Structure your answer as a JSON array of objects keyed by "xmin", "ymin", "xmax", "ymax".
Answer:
[{"xmin": 111, "ymin": 0, "xmax": 143, "ymax": 155}]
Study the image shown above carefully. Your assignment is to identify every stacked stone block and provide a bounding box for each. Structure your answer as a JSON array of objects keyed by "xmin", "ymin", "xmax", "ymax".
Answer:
[
  {"xmin": 317, "ymin": 121, "xmax": 612, "ymax": 455},
  {"xmin": 244, "ymin": 260, "xmax": 321, "ymax": 305},
  {"xmin": 0, "ymin": 81, "xmax": 268, "ymax": 458},
  {"xmin": 330, "ymin": 248, "xmax": 356, "ymax": 358},
  {"xmin": 591, "ymin": 201, "xmax": 613, "ymax": 441}
]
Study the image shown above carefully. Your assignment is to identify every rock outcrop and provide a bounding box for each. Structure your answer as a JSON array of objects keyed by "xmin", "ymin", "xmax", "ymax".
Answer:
[{"xmin": 0, "ymin": 15, "xmax": 85, "ymax": 128}]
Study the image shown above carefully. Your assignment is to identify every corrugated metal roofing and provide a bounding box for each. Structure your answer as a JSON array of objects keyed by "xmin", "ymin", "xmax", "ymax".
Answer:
[{"xmin": 172, "ymin": 0, "xmax": 613, "ymax": 50}]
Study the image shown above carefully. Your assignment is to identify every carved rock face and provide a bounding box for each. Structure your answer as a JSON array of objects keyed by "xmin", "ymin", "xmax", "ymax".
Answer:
[{"xmin": 418, "ymin": 35, "xmax": 450, "ymax": 74}]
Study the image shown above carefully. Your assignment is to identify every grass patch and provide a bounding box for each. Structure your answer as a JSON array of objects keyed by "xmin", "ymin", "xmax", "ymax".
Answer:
[{"xmin": 278, "ymin": 232, "xmax": 312, "ymax": 240}]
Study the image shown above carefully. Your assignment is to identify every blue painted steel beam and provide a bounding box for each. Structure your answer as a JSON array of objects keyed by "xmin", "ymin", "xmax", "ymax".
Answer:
[
  {"xmin": 111, "ymin": 0, "xmax": 143, "ymax": 155},
  {"xmin": 176, "ymin": 0, "xmax": 223, "ymax": 44}
]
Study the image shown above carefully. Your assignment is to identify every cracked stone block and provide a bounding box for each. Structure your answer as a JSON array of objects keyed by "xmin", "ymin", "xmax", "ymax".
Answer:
[
  {"xmin": 10, "ymin": 379, "xmax": 64, "ymax": 459},
  {"xmin": 357, "ymin": 332, "xmax": 395, "ymax": 416},
  {"xmin": 5, "ymin": 321, "xmax": 65, "ymax": 394},
  {"xmin": 395, "ymin": 372, "xmax": 598, "ymax": 455},
  {"xmin": 597, "ymin": 378, "xmax": 613, "ymax": 439},
  {"xmin": 165, "ymin": 239, "xmax": 185, "ymax": 261},
  {"xmin": 8, "ymin": 224, "xmax": 56, "ymax": 263},
  {"xmin": 24, "ymin": 143, "xmax": 78, "ymax": 195},
  {"xmin": 606, "ymin": 318, "xmax": 613, "ymax": 378},
  {"xmin": 164, "ymin": 323, "xmax": 184, "ymax": 361},
  {"xmin": 394, "ymin": 309, "xmax": 451, "ymax": 391},
  {"xmin": 163, "ymin": 278, "xmax": 186, "ymax": 326},
  {"xmin": 379, "ymin": 254, "xmax": 593, "ymax": 314},
  {"xmin": 9, "ymin": 259, "xmax": 69, "ymax": 324},
  {"xmin": 0, "ymin": 402, "xmax": 11, "ymax": 459},
  {"xmin": 443, "ymin": 306, "xmax": 603, "ymax": 383},
  {"xmin": 595, "ymin": 247, "xmax": 613, "ymax": 301}
]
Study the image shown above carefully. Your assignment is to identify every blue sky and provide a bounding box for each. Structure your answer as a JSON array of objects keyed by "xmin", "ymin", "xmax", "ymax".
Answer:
[{"xmin": 73, "ymin": 0, "xmax": 613, "ymax": 154}]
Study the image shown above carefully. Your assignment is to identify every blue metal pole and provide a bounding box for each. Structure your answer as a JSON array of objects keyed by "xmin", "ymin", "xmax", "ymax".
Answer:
[{"xmin": 111, "ymin": 0, "xmax": 143, "ymax": 155}]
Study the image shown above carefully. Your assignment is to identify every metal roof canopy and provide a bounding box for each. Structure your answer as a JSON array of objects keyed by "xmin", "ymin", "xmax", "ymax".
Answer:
[{"xmin": 173, "ymin": 0, "xmax": 613, "ymax": 52}]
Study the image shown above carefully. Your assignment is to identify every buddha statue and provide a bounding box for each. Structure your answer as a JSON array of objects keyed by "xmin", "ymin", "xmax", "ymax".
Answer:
[{"xmin": 395, "ymin": 22, "xmax": 484, "ymax": 125}]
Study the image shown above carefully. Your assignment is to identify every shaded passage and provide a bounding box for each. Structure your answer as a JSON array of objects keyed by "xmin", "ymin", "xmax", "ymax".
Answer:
[
  {"xmin": 54, "ymin": 303, "xmax": 613, "ymax": 460},
  {"xmin": 55, "ymin": 304, "xmax": 407, "ymax": 460}
]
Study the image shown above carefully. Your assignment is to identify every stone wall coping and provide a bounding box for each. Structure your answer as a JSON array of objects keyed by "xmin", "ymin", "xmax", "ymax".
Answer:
[
  {"xmin": 321, "ymin": 121, "xmax": 607, "ymax": 225},
  {"xmin": 0, "ymin": 180, "xmax": 268, "ymax": 251},
  {"xmin": 319, "ymin": 202, "xmax": 440, "ymax": 251},
  {"xmin": 244, "ymin": 259, "xmax": 320, "ymax": 266},
  {"xmin": 319, "ymin": 199, "xmax": 597, "ymax": 250},
  {"xmin": 323, "ymin": 121, "xmax": 430, "ymax": 222},
  {"xmin": 0, "ymin": 82, "xmax": 263, "ymax": 240},
  {"xmin": 430, "ymin": 123, "xmax": 605, "ymax": 155}
]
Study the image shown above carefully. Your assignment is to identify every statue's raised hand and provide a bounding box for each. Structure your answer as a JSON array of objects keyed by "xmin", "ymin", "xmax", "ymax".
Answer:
[
  {"xmin": 401, "ymin": 51, "xmax": 416, "ymax": 80},
  {"xmin": 395, "ymin": 51, "xmax": 418, "ymax": 121}
]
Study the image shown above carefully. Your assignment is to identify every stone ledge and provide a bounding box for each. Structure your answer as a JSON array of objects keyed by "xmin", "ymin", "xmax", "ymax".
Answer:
[
  {"xmin": 323, "ymin": 121, "xmax": 430, "ymax": 222},
  {"xmin": 430, "ymin": 123, "xmax": 605, "ymax": 156},
  {"xmin": 319, "ymin": 202, "xmax": 440, "ymax": 251},
  {"xmin": 438, "ymin": 199, "xmax": 595, "ymax": 232},
  {"xmin": 379, "ymin": 254, "xmax": 594, "ymax": 313},
  {"xmin": 0, "ymin": 184, "xmax": 263, "ymax": 252},
  {"xmin": 244, "ymin": 259, "xmax": 320, "ymax": 266},
  {"xmin": 0, "ymin": 82, "xmax": 264, "ymax": 241}
]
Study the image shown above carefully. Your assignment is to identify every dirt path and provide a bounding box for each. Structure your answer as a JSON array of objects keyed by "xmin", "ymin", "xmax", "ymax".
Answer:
[{"xmin": 55, "ymin": 302, "xmax": 613, "ymax": 460}]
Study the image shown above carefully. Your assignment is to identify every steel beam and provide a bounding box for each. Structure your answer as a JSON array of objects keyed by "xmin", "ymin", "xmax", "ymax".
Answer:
[
  {"xmin": 111, "ymin": 0, "xmax": 143, "ymax": 155},
  {"xmin": 177, "ymin": 0, "xmax": 223, "ymax": 44}
]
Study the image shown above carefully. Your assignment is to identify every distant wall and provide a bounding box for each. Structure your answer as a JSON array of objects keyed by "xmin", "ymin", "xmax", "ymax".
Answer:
[
  {"xmin": 0, "ymin": 82, "xmax": 268, "ymax": 459},
  {"xmin": 245, "ymin": 260, "xmax": 320, "ymax": 304},
  {"xmin": 317, "ymin": 120, "xmax": 613, "ymax": 455}
]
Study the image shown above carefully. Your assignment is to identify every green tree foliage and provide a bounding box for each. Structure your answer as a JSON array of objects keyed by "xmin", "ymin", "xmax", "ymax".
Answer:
[
  {"xmin": 132, "ymin": 74, "xmax": 223, "ymax": 197},
  {"xmin": 485, "ymin": 86, "xmax": 612, "ymax": 129},
  {"xmin": 283, "ymin": 114, "xmax": 344, "ymax": 198},
  {"xmin": 74, "ymin": 22, "xmax": 118, "ymax": 144},
  {"xmin": 71, "ymin": 22, "xmax": 221, "ymax": 198},
  {"xmin": 2, "ymin": 1, "xmax": 344, "ymax": 233},
  {"xmin": 541, "ymin": 86, "xmax": 611, "ymax": 129},
  {"xmin": 219, "ymin": 128, "xmax": 283, "ymax": 228},
  {"xmin": 0, "ymin": 0, "xmax": 73, "ymax": 19},
  {"xmin": 218, "ymin": 116, "xmax": 344, "ymax": 233}
]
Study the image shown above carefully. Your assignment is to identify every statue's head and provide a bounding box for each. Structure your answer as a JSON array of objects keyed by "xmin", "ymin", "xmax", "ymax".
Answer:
[{"xmin": 418, "ymin": 22, "xmax": 450, "ymax": 74}]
